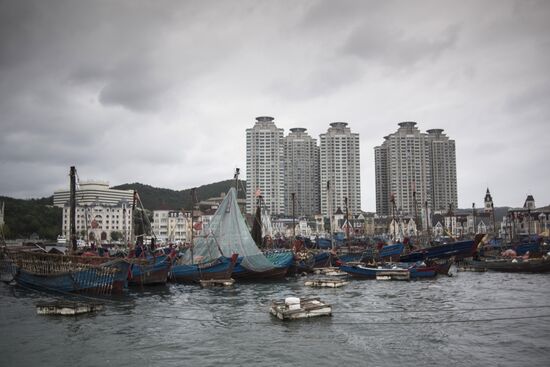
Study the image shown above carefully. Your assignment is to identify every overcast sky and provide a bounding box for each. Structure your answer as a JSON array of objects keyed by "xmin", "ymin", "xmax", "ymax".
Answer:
[{"xmin": 1, "ymin": 0, "xmax": 549, "ymax": 211}]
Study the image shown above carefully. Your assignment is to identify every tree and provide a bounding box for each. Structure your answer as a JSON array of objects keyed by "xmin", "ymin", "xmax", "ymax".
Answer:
[{"xmin": 110, "ymin": 231, "xmax": 122, "ymax": 242}]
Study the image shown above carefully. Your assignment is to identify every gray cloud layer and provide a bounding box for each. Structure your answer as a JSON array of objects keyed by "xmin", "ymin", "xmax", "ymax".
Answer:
[{"xmin": 1, "ymin": 0, "xmax": 549, "ymax": 210}]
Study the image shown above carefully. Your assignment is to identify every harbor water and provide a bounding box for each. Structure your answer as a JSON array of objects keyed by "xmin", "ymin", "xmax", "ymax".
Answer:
[{"xmin": 1, "ymin": 270, "xmax": 549, "ymax": 367}]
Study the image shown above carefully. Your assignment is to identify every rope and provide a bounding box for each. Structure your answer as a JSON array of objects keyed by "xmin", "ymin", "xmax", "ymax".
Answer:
[{"xmin": 99, "ymin": 312, "xmax": 550, "ymax": 326}]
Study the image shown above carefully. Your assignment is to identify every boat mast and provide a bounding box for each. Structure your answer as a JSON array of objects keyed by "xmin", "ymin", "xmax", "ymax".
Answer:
[
  {"xmin": 131, "ymin": 190, "xmax": 137, "ymax": 246},
  {"xmin": 291, "ymin": 192, "xmax": 296, "ymax": 239},
  {"xmin": 190, "ymin": 188, "xmax": 197, "ymax": 264},
  {"xmin": 425, "ymin": 200, "xmax": 431, "ymax": 241},
  {"xmin": 69, "ymin": 166, "xmax": 77, "ymax": 253},
  {"xmin": 472, "ymin": 203, "xmax": 476, "ymax": 236},
  {"xmin": 412, "ymin": 189, "xmax": 419, "ymax": 239},
  {"xmin": 345, "ymin": 196, "xmax": 351, "ymax": 253},
  {"xmin": 327, "ymin": 181, "xmax": 334, "ymax": 250},
  {"xmin": 448, "ymin": 203, "xmax": 454, "ymax": 238},
  {"xmin": 491, "ymin": 202, "xmax": 498, "ymax": 238},
  {"xmin": 391, "ymin": 193, "xmax": 396, "ymax": 242},
  {"xmin": 234, "ymin": 168, "xmax": 240, "ymax": 192}
]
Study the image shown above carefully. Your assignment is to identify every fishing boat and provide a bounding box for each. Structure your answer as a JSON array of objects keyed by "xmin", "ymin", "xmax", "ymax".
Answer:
[
  {"xmin": 6, "ymin": 250, "xmax": 130, "ymax": 295},
  {"xmin": 400, "ymin": 234, "xmax": 485, "ymax": 262},
  {"xmin": 379, "ymin": 243, "xmax": 405, "ymax": 262},
  {"xmin": 128, "ymin": 254, "xmax": 171, "ymax": 286},
  {"xmin": 233, "ymin": 250, "xmax": 294, "ymax": 280},
  {"xmin": 287, "ymin": 250, "xmax": 332, "ymax": 276},
  {"xmin": 184, "ymin": 186, "xmax": 291, "ymax": 281},
  {"xmin": 2, "ymin": 167, "xmax": 130, "ymax": 295},
  {"xmin": 464, "ymin": 257, "xmax": 550, "ymax": 273},
  {"xmin": 339, "ymin": 263, "xmax": 410, "ymax": 279},
  {"xmin": 170, "ymin": 253, "xmax": 238, "ymax": 283}
]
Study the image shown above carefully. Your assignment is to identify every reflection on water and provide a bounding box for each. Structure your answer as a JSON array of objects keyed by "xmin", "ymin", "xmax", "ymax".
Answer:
[{"xmin": 1, "ymin": 271, "xmax": 550, "ymax": 367}]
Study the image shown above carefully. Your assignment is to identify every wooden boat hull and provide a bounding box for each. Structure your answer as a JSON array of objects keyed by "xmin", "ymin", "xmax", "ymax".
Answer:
[
  {"xmin": 466, "ymin": 258, "xmax": 550, "ymax": 273},
  {"xmin": 128, "ymin": 256, "xmax": 170, "ymax": 286},
  {"xmin": 400, "ymin": 234, "xmax": 484, "ymax": 262},
  {"xmin": 7, "ymin": 251, "xmax": 129, "ymax": 295},
  {"xmin": 171, "ymin": 255, "xmax": 237, "ymax": 283},
  {"xmin": 339, "ymin": 264, "xmax": 409, "ymax": 279},
  {"xmin": 287, "ymin": 251, "xmax": 331, "ymax": 276},
  {"xmin": 232, "ymin": 264, "xmax": 289, "ymax": 280},
  {"xmin": 408, "ymin": 266, "xmax": 437, "ymax": 278}
]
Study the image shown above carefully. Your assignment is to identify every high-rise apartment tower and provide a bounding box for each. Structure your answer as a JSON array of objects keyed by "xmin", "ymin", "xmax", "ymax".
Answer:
[
  {"xmin": 283, "ymin": 128, "xmax": 320, "ymax": 217},
  {"xmin": 319, "ymin": 122, "xmax": 361, "ymax": 217},
  {"xmin": 245, "ymin": 116, "xmax": 285, "ymax": 215},
  {"xmin": 375, "ymin": 122, "xmax": 457, "ymax": 219}
]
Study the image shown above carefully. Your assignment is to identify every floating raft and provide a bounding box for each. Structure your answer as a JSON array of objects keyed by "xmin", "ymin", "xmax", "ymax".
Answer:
[
  {"xmin": 270, "ymin": 297, "xmax": 332, "ymax": 320},
  {"xmin": 313, "ymin": 267, "xmax": 348, "ymax": 277},
  {"xmin": 199, "ymin": 278, "xmax": 235, "ymax": 287},
  {"xmin": 36, "ymin": 301, "xmax": 104, "ymax": 316},
  {"xmin": 376, "ymin": 270, "xmax": 410, "ymax": 281},
  {"xmin": 305, "ymin": 278, "xmax": 348, "ymax": 288}
]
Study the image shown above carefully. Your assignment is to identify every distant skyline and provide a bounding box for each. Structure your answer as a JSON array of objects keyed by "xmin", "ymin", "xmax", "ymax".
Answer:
[{"xmin": 0, "ymin": 0, "xmax": 549, "ymax": 211}]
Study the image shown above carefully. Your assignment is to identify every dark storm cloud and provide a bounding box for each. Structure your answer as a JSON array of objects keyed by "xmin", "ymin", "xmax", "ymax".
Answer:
[
  {"xmin": 342, "ymin": 24, "xmax": 461, "ymax": 68},
  {"xmin": 0, "ymin": 0, "xmax": 549, "ymax": 210}
]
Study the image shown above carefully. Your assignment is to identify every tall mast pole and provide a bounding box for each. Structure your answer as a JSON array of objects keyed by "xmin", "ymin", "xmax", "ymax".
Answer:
[
  {"xmin": 425, "ymin": 200, "xmax": 431, "ymax": 241},
  {"xmin": 291, "ymin": 192, "xmax": 296, "ymax": 239},
  {"xmin": 234, "ymin": 168, "xmax": 240, "ymax": 192},
  {"xmin": 327, "ymin": 181, "xmax": 334, "ymax": 250},
  {"xmin": 190, "ymin": 188, "xmax": 197, "ymax": 264},
  {"xmin": 472, "ymin": 203, "xmax": 476, "ymax": 236},
  {"xmin": 345, "ymin": 196, "xmax": 351, "ymax": 253},
  {"xmin": 131, "ymin": 190, "xmax": 137, "ymax": 246},
  {"xmin": 413, "ymin": 189, "xmax": 419, "ymax": 236},
  {"xmin": 449, "ymin": 203, "xmax": 453, "ymax": 237},
  {"xmin": 391, "ymin": 194, "xmax": 396, "ymax": 242},
  {"xmin": 491, "ymin": 202, "xmax": 497, "ymax": 237},
  {"xmin": 69, "ymin": 166, "xmax": 77, "ymax": 253}
]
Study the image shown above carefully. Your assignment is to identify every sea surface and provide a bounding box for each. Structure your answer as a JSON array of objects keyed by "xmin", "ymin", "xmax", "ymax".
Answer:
[{"xmin": 1, "ymin": 269, "xmax": 549, "ymax": 367}]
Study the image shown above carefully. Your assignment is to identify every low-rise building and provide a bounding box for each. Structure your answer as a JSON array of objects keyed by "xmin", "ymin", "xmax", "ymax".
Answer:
[
  {"xmin": 53, "ymin": 181, "xmax": 133, "ymax": 243},
  {"xmin": 152, "ymin": 210, "xmax": 190, "ymax": 243}
]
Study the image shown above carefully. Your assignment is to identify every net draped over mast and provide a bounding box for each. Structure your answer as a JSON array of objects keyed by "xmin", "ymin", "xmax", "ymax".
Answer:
[{"xmin": 183, "ymin": 188, "xmax": 274, "ymax": 272}]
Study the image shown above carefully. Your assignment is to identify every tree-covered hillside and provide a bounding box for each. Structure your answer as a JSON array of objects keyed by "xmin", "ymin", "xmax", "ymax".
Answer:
[
  {"xmin": 0, "ymin": 196, "xmax": 62, "ymax": 240},
  {"xmin": 112, "ymin": 179, "xmax": 246, "ymax": 210}
]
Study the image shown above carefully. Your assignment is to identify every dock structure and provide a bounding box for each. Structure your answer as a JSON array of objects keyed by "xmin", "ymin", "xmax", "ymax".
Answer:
[
  {"xmin": 36, "ymin": 301, "xmax": 104, "ymax": 316},
  {"xmin": 376, "ymin": 270, "xmax": 411, "ymax": 281},
  {"xmin": 199, "ymin": 278, "xmax": 235, "ymax": 287},
  {"xmin": 270, "ymin": 297, "xmax": 332, "ymax": 320},
  {"xmin": 305, "ymin": 278, "xmax": 348, "ymax": 288}
]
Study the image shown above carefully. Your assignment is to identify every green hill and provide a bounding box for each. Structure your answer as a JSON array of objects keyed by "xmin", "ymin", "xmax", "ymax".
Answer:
[
  {"xmin": 0, "ymin": 196, "xmax": 61, "ymax": 240},
  {"xmin": 112, "ymin": 179, "xmax": 246, "ymax": 210}
]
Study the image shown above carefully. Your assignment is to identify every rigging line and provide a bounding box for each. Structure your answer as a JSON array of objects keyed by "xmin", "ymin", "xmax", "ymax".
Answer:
[
  {"xmin": 330, "ymin": 304, "xmax": 550, "ymax": 314},
  {"xmin": 98, "ymin": 312, "xmax": 550, "ymax": 325},
  {"xmin": 104, "ymin": 302, "xmax": 550, "ymax": 315},
  {"xmin": 9, "ymin": 282, "xmax": 131, "ymax": 305}
]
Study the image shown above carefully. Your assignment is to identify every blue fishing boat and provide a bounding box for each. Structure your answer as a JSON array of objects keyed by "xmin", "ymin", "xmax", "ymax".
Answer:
[
  {"xmin": 174, "ymin": 187, "xmax": 291, "ymax": 281},
  {"xmin": 400, "ymin": 234, "xmax": 484, "ymax": 262},
  {"xmin": 171, "ymin": 254, "xmax": 238, "ymax": 282},
  {"xmin": 379, "ymin": 243, "xmax": 405, "ymax": 260},
  {"xmin": 128, "ymin": 255, "xmax": 171, "ymax": 286},
  {"xmin": 399, "ymin": 262, "xmax": 438, "ymax": 278},
  {"xmin": 233, "ymin": 250, "xmax": 294, "ymax": 280},
  {"xmin": 513, "ymin": 242, "xmax": 540, "ymax": 256},
  {"xmin": 7, "ymin": 251, "xmax": 130, "ymax": 295},
  {"xmin": 339, "ymin": 263, "xmax": 409, "ymax": 279}
]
